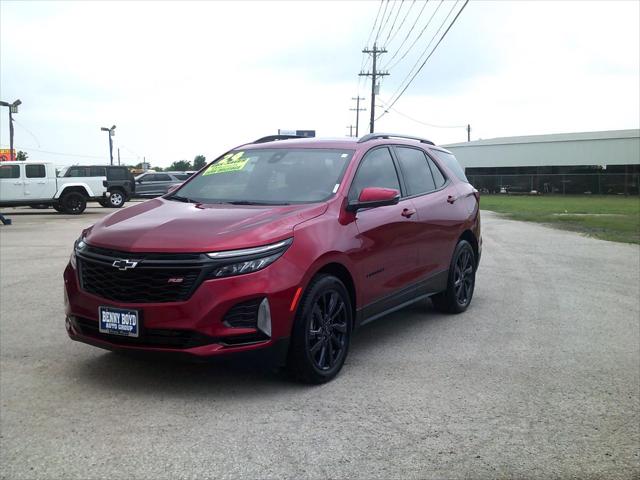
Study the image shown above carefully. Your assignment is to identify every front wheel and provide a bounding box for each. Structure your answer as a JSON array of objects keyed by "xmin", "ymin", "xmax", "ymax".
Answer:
[
  {"xmin": 287, "ymin": 275, "xmax": 352, "ymax": 384},
  {"xmin": 431, "ymin": 240, "xmax": 476, "ymax": 313},
  {"xmin": 60, "ymin": 192, "xmax": 87, "ymax": 214}
]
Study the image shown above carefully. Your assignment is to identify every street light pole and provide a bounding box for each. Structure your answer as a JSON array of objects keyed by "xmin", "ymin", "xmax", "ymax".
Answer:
[
  {"xmin": 100, "ymin": 125, "xmax": 116, "ymax": 165},
  {"xmin": 1, "ymin": 99, "xmax": 22, "ymax": 160}
]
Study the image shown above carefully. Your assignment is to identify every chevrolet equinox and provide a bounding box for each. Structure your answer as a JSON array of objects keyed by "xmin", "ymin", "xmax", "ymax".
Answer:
[{"xmin": 64, "ymin": 133, "xmax": 481, "ymax": 383}]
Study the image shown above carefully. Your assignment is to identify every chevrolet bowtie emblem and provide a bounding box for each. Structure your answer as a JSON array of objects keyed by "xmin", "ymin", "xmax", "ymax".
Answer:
[{"xmin": 112, "ymin": 259, "xmax": 139, "ymax": 271}]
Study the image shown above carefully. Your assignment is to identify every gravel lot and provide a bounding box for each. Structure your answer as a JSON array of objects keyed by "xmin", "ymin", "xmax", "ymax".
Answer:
[{"xmin": 1, "ymin": 205, "xmax": 638, "ymax": 479}]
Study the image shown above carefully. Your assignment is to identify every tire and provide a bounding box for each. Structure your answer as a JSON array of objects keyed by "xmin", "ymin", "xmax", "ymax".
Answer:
[
  {"xmin": 287, "ymin": 274, "xmax": 352, "ymax": 384},
  {"xmin": 53, "ymin": 204, "xmax": 64, "ymax": 213},
  {"xmin": 98, "ymin": 200, "xmax": 109, "ymax": 208},
  {"xmin": 60, "ymin": 192, "xmax": 87, "ymax": 214},
  {"xmin": 107, "ymin": 190, "xmax": 125, "ymax": 208},
  {"xmin": 431, "ymin": 240, "xmax": 476, "ymax": 314}
]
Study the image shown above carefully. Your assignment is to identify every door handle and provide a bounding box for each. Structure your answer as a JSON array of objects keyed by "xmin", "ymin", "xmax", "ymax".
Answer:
[
  {"xmin": 447, "ymin": 195, "xmax": 458, "ymax": 204},
  {"xmin": 401, "ymin": 208, "xmax": 416, "ymax": 218}
]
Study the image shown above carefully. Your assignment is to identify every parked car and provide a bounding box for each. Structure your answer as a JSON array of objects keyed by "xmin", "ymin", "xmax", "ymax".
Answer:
[
  {"xmin": 0, "ymin": 161, "xmax": 109, "ymax": 214},
  {"xmin": 59, "ymin": 165, "xmax": 135, "ymax": 208},
  {"xmin": 134, "ymin": 171, "xmax": 192, "ymax": 197},
  {"xmin": 64, "ymin": 134, "xmax": 481, "ymax": 383}
]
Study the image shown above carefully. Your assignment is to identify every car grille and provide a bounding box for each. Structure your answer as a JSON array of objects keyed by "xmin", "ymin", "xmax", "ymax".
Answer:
[
  {"xmin": 77, "ymin": 245, "xmax": 209, "ymax": 303},
  {"xmin": 72, "ymin": 316, "xmax": 215, "ymax": 349}
]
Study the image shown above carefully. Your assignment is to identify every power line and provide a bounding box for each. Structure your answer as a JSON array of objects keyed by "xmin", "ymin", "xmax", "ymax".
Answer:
[
  {"xmin": 376, "ymin": 99, "xmax": 466, "ymax": 128},
  {"xmin": 386, "ymin": 0, "xmax": 443, "ymax": 71},
  {"xmin": 365, "ymin": 0, "xmax": 385, "ymax": 49},
  {"xmin": 373, "ymin": 0, "xmax": 391, "ymax": 45},
  {"xmin": 382, "ymin": 0, "xmax": 430, "ymax": 69},
  {"xmin": 380, "ymin": 0, "xmax": 468, "ymax": 118},
  {"xmin": 385, "ymin": 0, "xmax": 416, "ymax": 48},
  {"xmin": 382, "ymin": 1, "xmax": 404, "ymax": 47}
]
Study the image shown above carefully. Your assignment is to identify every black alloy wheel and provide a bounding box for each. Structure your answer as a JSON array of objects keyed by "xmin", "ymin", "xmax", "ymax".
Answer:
[
  {"xmin": 61, "ymin": 192, "xmax": 87, "ymax": 215},
  {"xmin": 432, "ymin": 239, "xmax": 476, "ymax": 313},
  {"xmin": 287, "ymin": 274, "xmax": 352, "ymax": 384},
  {"xmin": 307, "ymin": 290, "xmax": 349, "ymax": 372},
  {"xmin": 453, "ymin": 246, "xmax": 474, "ymax": 305}
]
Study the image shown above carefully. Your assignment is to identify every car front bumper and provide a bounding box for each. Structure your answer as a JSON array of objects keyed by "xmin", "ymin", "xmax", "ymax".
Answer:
[{"xmin": 63, "ymin": 260, "xmax": 301, "ymax": 363}]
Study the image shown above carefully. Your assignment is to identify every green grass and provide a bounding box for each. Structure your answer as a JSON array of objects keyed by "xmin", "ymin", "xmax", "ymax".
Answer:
[{"xmin": 480, "ymin": 195, "xmax": 640, "ymax": 244}]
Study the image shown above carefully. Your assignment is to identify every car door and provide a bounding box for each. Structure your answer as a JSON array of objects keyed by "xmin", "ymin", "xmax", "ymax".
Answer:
[
  {"xmin": 0, "ymin": 164, "xmax": 23, "ymax": 202},
  {"xmin": 135, "ymin": 174, "xmax": 156, "ymax": 196},
  {"xmin": 152, "ymin": 173, "xmax": 174, "ymax": 194},
  {"xmin": 23, "ymin": 163, "xmax": 56, "ymax": 199},
  {"xmin": 347, "ymin": 146, "xmax": 422, "ymax": 310},
  {"xmin": 394, "ymin": 146, "xmax": 465, "ymax": 277}
]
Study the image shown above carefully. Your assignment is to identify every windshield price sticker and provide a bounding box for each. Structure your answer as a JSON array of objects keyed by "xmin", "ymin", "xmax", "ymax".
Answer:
[{"xmin": 203, "ymin": 152, "xmax": 249, "ymax": 175}]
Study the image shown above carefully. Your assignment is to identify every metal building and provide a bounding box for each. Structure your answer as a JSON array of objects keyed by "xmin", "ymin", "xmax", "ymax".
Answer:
[{"xmin": 444, "ymin": 129, "xmax": 640, "ymax": 195}]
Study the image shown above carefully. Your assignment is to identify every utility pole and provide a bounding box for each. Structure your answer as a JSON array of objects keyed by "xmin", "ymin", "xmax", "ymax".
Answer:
[
  {"xmin": 118, "ymin": 147, "xmax": 121, "ymax": 166},
  {"xmin": 346, "ymin": 125, "xmax": 355, "ymax": 137},
  {"xmin": 359, "ymin": 43, "xmax": 388, "ymax": 133},
  {"xmin": 467, "ymin": 124, "xmax": 471, "ymax": 142},
  {"xmin": 350, "ymin": 96, "xmax": 366, "ymax": 137}
]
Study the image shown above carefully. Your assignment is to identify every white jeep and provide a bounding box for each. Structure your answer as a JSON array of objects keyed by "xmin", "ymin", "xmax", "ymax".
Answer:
[{"xmin": 0, "ymin": 161, "xmax": 109, "ymax": 214}]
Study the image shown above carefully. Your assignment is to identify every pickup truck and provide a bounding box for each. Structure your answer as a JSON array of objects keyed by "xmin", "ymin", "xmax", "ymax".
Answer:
[{"xmin": 0, "ymin": 161, "xmax": 109, "ymax": 214}]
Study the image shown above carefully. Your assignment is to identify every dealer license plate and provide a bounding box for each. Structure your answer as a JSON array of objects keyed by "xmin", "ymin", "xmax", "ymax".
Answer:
[{"xmin": 98, "ymin": 307, "xmax": 139, "ymax": 338}]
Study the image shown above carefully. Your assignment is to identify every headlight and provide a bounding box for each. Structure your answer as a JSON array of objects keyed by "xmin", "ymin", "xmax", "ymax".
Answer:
[
  {"xmin": 70, "ymin": 237, "xmax": 88, "ymax": 269},
  {"xmin": 206, "ymin": 238, "xmax": 292, "ymax": 278}
]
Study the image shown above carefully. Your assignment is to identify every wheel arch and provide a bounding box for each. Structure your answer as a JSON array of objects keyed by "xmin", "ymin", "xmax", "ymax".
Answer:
[
  {"xmin": 458, "ymin": 229, "xmax": 479, "ymax": 268},
  {"xmin": 56, "ymin": 184, "xmax": 91, "ymax": 199},
  {"xmin": 304, "ymin": 261, "xmax": 357, "ymax": 327}
]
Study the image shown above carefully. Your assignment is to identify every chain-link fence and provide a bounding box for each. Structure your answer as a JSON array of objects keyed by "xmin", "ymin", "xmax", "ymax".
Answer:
[{"xmin": 467, "ymin": 173, "xmax": 640, "ymax": 195}]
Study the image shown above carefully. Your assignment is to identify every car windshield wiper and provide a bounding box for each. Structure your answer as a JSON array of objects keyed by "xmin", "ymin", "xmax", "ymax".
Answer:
[
  {"xmin": 224, "ymin": 200, "xmax": 291, "ymax": 206},
  {"xmin": 168, "ymin": 195, "xmax": 194, "ymax": 203}
]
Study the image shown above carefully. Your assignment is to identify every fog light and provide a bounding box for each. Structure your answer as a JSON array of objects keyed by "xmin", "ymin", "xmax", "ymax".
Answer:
[{"xmin": 256, "ymin": 298, "xmax": 271, "ymax": 338}]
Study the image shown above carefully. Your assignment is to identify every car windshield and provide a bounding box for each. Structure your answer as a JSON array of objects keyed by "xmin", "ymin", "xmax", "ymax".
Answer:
[{"xmin": 173, "ymin": 148, "xmax": 353, "ymax": 205}]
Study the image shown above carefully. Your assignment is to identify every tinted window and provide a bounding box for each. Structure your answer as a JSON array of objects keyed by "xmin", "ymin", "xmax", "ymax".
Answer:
[
  {"xmin": 349, "ymin": 147, "xmax": 400, "ymax": 201},
  {"xmin": 431, "ymin": 150, "xmax": 468, "ymax": 182},
  {"xmin": 66, "ymin": 166, "xmax": 89, "ymax": 177},
  {"xmin": 177, "ymin": 148, "xmax": 352, "ymax": 204},
  {"xmin": 138, "ymin": 174, "xmax": 152, "ymax": 182},
  {"xmin": 89, "ymin": 166, "xmax": 106, "ymax": 177},
  {"xmin": 395, "ymin": 147, "xmax": 435, "ymax": 195},
  {"xmin": 107, "ymin": 167, "xmax": 128, "ymax": 180},
  {"xmin": 154, "ymin": 174, "xmax": 172, "ymax": 181},
  {"xmin": 0, "ymin": 165, "xmax": 20, "ymax": 179},
  {"xmin": 427, "ymin": 157, "xmax": 446, "ymax": 188},
  {"xmin": 26, "ymin": 164, "xmax": 46, "ymax": 178},
  {"xmin": 174, "ymin": 173, "xmax": 190, "ymax": 181}
]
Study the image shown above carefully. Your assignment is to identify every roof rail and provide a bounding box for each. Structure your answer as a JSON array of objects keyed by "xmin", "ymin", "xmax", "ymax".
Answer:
[
  {"xmin": 357, "ymin": 133, "xmax": 435, "ymax": 146},
  {"xmin": 253, "ymin": 134, "xmax": 304, "ymax": 144}
]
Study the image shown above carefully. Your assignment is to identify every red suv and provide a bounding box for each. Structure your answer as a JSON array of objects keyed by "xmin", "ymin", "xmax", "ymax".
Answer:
[{"xmin": 64, "ymin": 133, "xmax": 481, "ymax": 383}]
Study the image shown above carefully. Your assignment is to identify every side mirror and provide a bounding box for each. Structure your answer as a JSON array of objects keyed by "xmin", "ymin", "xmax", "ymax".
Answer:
[
  {"xmin": 167, "ymin": 183, "xmax": 182, "ymax": 194},
  {"xmin": 347, "ymin": 187, "xmax": 400, "ymax": 212}
]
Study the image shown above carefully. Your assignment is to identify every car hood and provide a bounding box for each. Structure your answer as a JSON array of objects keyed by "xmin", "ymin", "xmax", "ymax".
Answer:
[{"xmin": 85, "ymin": 198, "xmax": 327, "ymax": 253}]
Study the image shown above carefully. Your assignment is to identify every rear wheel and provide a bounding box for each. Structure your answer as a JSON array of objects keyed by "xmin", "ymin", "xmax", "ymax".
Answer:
[
  {"xmin": 107, "ymin": 190, "xmax": 125, "ymax": 208},
  {"xmin": 60, "ymin": 192, "xmax": 87, "ymax": 214},
  {"xmin": 53, "ymin": 204, "xmax": 64, "ymax": 213},
  {"xmin": 431, "ymin": 240, "xmax": 476, "ymax": 313},
  {"xmin": 287, "ymin": 275, "xmax": 352, "ymax": 384}
]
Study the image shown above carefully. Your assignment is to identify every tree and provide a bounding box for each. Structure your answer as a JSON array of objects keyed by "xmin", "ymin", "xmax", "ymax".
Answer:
[
  {"xmin": 193, "ymin": 155, "xmax": 206, "ymax": 169},
  {"xmin": 168, "ymin": 160, "xmax": 192, "ymax": 171},
  {"xmin": 16, "ymin": 150, "xmax": 28, "ymax": 161}
]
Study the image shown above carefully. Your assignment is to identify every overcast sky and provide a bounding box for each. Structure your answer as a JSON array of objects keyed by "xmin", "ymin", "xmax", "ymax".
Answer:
[{"xmin": 1, "ymin": 0, "xmax": 638, "ymax": 168}]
